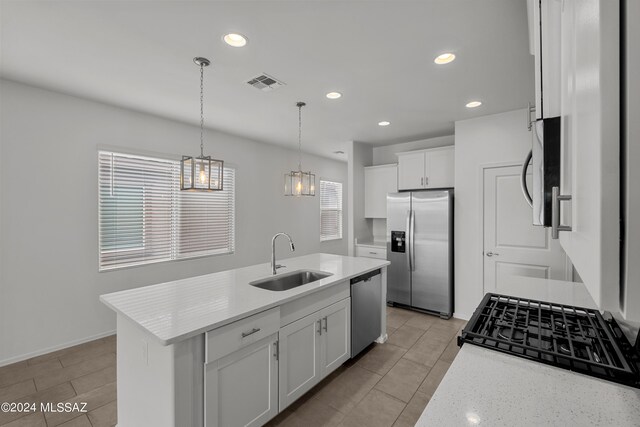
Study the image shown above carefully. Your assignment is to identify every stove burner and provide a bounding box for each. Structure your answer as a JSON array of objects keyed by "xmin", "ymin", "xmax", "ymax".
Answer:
[
  {"xmin": 459, "ymin": 293, "xmax": 640, "ymax": 389},
  {"xmin": 497, "ymin": 327, "xmax": 525, "ymax": 343}
]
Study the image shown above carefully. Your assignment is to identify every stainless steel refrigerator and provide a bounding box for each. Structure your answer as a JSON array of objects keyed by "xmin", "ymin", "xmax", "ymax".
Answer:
[{"xmin": 386, "ymin": 190, "xmax": 453, "ymax": 318}]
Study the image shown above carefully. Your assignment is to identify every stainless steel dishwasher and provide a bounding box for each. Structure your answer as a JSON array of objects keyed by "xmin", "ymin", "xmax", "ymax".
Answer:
[{"xmin": 350, "ymin": 268, "xmax": 382, "ymax": 357}]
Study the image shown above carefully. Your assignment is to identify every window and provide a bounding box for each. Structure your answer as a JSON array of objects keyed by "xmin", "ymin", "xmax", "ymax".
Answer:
[
  {"xmin": 320, "ymin": 180, "xmax": 343, "ymax": 241},
  {"xmin": 98, "ymin": 151, "xmax": 235, "ymax": 271}
]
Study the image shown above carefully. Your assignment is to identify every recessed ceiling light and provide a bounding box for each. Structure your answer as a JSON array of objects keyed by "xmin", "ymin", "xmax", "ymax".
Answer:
[
  {"xmin": 326, "ymin": 92, "xmax": 342, "ymax": 99},
  {"xmin": 465, "ymin": 101, "xmax": 482, "ymax": 108},
  {"xmin": 223, "ymin": 33, "xmax": 248, "ymax": 47},
  {"xmin": 434, "ymin": 53, "xmax": 456, "ymax": 65},
  {"xmin": 378, "ymin": 121, "xmax": 391, "ymax": 126}
]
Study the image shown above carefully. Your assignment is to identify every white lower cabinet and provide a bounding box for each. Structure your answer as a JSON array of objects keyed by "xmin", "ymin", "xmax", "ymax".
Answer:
[
  {"xmin": 279, "ymin": 297, "xmax": 351, "ymax": 411},
  {"xmin": 205, "ymin": 333, "xmax": 279, "ymax": 427}
]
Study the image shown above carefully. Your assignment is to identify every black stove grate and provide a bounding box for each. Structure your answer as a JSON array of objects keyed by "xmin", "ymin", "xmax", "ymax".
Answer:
[{"xmin": 458, "ymin": 293, "xmax": 640, "ymax": 388}]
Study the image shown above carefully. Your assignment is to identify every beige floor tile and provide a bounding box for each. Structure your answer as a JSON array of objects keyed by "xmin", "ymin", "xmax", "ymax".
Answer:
[
  {"xmin": 0, "ymin": 359, "xmax": 63, "ymax": 389},
  {"xmin": 1, "ymin": 412, "xmax": 47, "ymax": 427},
  {"xmin": 0, "ymin": 383, "xmax": 76, "ymax": 425},
  {"xmin": 439, "ymin": 336, "xmax": 461, "ymax": 363},
  {"xmin": 59, "ymin": 340, "xmax": 116, "ymax": 368},
  {"xmin": 86, "ymin": 400, "xmax": 117, "ymax": 427},
  {"xmin": 0, "ymin": 379, "xmax": 36, "ymax": 403},
  {"xmin": 402, "ymin": 338, "xmax": 448, "ymax": 368},
  {"xmin": 313, "ymin": 364, "xmax": 382, "ymax": 414},
  {"xmin": 418, "ymin": 360, "xmax": 451, "ymax": 398},
  {"xmin": 386, "ymin": 325, "xmax": 397, "ymax": 337},
  {"xmin": 386, "ymin": 325, "xmax": 425, "ymax": 349},
  {"xmin": 386, "ymin": 309, "xmax": 414, "ymax": 329},
  {"xmin": 292, "ymin": 396, "xmax": 344, "ymax": 426},
  {"xmin": 340, "ymin": 389, "xmax": 405, "ymax": 427},
  {"xmin": 0, "ymin": 362, "xmax": 28, "ymax": 378},
  {"xmin": 34, "ymin": 352, "xmax": 115, "ymax": 391},
  {"xmin": 264, "ymin": 409, "xmax": 295, "ymax": 426},
  {"xmin": 392, "ymin": 391, "xmax": 430, "ymax": 427},
  {"xmin": 27, "ymin": 339, "xmax": 112, "ymax": 368},
  {"xmin": 404, "ymin": 313, "xmax": 437, "ymax": 331},
  {"xmin": 374, "ymin": 358, "xmax": 430, "ymax": 403},
  {"xmin": 44, "ymin": 382, "xmax": 116, "ymax": 426},
  {"xmin": 57, "ymin": 414, "xmax": 93, "ymax": 427},
  {"xmin": 70, "ymin": 366, "xmax": 116, "ymax": 395},
  {"xmin": 356, "ymin": 343, "xmax": 406, "ymax": 376}
]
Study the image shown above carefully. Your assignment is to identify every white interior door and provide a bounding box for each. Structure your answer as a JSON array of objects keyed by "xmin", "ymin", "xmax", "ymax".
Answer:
[{"xmin": 483, "ymin": 165, "xmax": 569, "ymax": 294}]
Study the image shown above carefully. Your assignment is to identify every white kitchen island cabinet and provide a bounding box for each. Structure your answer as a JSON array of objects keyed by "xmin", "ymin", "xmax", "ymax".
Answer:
[{"xmin": 101, "ymin": 253, "xmax": 388, "ymax": 427}]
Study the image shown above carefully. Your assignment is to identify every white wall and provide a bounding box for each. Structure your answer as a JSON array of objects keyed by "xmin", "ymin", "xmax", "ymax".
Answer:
[
  {"xmin": 372, "ymin": 135, "xmax": 454, "ymax": 165},
  {"xmin": 0, "ymin": 79, "xmax": 348, "ymax": 365},
  {"xmin": 347, "ymin": 141, "xmax": 372, "ymax": 255},
  {"xmin": 453, "ymin": 109, "xmax": 532, "ymax": 318}
]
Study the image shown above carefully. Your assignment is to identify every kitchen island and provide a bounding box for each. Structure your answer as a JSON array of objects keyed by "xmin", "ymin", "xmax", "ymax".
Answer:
[
  {"xmin": 100, "ymin": 253, "xmax": 389, "ymax": 427},
  {"xmin": 416, "ymin": 277, "xmax": 640, "ymax": 426}
]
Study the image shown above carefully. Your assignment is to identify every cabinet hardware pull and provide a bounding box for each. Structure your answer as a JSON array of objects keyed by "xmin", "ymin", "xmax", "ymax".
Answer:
[
  {"xmin": 273, "ymin": 341, "xmax": 279, "ymax": 360},
  {"xmin": 421, "ymin": 177, "xmax": 424, "ymax": 187},
  {"xmin": 369, "ymin": 251, "xmax": 377, "ymax": 255},
  {"xmin": 317, "ymin": 320, "xmax": 322, "ymax": 335},
  {"xmin": 486, "ymin": 251, "xmax": 500, "ymax": 257},
  {"xmin": 425, "ymin": 177, "xmax": 428, "ymax": 186},
  {"xmin": 551, "ymin": 186, "xmax": 572, "ymax": 239},
  {"xmin": 323, "ymin": 317, "xmax": 328, "ymax": 332},
  {"xmin": 241, "ymin": 327, "xmax": 261, "ymax": 338}
]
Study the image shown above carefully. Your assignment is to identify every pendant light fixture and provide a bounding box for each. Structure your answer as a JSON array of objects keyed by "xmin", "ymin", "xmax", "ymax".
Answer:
[
  {"xmin": 180, "ymin": 57, "xmax": 224, "ymax": 191},
  {"xmin": 284, "ymin": 102, "xmax": 316, "ymax": 196}
]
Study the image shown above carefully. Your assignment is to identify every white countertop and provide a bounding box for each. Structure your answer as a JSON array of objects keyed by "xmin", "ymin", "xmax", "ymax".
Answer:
[
  {"xmin": 417, "ymin": 276, "xmax": 640, "ymax": 426},
  {"xmin": 100, "ymin": 253, "xmax": 389, "ymax": 346}
]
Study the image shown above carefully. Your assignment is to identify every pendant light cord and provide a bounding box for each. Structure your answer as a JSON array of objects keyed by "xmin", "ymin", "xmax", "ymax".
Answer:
[
  {"xmin": 200, "ymin": 63, "xmax": 205, "ymax": 158},
  {"xmin": 298, "ymin": 103, "xmax": 302, "ymax": 172}
]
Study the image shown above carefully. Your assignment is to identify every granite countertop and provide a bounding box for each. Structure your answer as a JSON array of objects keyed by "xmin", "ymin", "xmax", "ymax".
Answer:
[
  {"xmin": 100, "ymin": 253, "xmax": 389, "ymax": 346},
  {"xmin": 417, "ymin": 276, "xmax": 640, "ymax": 426}
]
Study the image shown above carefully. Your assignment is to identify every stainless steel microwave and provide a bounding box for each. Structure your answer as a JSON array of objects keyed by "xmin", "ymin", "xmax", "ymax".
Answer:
[{"xmin": 521, "ymin": 116, "xmax": 561, "ymax": 227}]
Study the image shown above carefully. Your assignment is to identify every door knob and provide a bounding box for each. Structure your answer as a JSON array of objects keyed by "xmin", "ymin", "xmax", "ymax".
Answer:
[{"xmin": 486, "ymin": 251, "xmax": 499, "ymax": 257}]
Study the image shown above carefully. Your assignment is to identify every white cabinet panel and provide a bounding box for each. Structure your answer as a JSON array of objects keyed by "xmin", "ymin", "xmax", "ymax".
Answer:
[
  {"xmin": 397, "ymin": 147, "xmax": 455, "ymax": 191},
  {"xmin": 355, "ymin": 245, "xmax": 387, "ymax": 260},
  {"xmin": 364, "ymin": 165, "xmax": 398, "ymax": 218},
  {"xmin": 278, "ymin": 312, "xmax": 321, "ymax": 410},
  {"xmin": 425, "ymin": 147, "xmax": 455, "ymax": 189},
  {"xmin": 319, "ymin": 298, "xmax": 350, "ymax": 376},
  {"xmin": 205, "ymin": 334, "xmax": 278, "ymax": 427},
  {"xmin": 397, "ymin": 152, "xmax": 425, "ymax": 190},
  {"xmin": 558, "ymin": 0, "xmax": 619, "ymax": 311}
]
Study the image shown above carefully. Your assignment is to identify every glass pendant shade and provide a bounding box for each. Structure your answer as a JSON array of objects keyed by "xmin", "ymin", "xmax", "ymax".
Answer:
[
  {"xmin": 284, "ymin": 170, "xmax": 315, "ymax": 196},
  {"xmin": 181, "ymin": 155, "xmax": 224, "ymax": 191}
]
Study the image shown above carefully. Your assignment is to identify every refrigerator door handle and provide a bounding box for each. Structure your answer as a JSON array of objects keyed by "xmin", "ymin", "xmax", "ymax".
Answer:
[
  {"xmin": 410, "ymin": 210, "xmax": 416, "ymax": 271},
  {"xmin": 406, "ymin": 210, "xmax": 412, "ymax": 271}
]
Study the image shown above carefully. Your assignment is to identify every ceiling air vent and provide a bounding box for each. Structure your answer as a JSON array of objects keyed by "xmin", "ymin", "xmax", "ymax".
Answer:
[{"xmin": 246, "ymin": 73, "xmax": 286, "ymax": 91}]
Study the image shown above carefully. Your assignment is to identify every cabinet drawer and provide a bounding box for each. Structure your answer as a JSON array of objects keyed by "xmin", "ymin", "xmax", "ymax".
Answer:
[
  {"xmin": 206, "ymin": 307, "xmax": 280, "ymax": 363},
  {"xmin": 356, "ymin": 246, "xmax": 387, "ymax": 260}
]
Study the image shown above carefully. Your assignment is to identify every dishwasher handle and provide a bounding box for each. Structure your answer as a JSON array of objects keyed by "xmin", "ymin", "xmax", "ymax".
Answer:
[{"xmin": 350, "ymin": 269, "xmax": 381, "ymax": 285}]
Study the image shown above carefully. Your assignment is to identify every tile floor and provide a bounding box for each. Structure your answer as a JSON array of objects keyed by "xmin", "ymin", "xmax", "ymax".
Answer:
[
  {"xmin": 0, "ymin": 306, "xmax": 465, "ymax": 427},
  {"xmin": 266, "ymin": 306, "xmax": 466, "ymax": 427},
  {"xmin": 0, "ymin": 336, "xmax": 116, "ymax": 427}
]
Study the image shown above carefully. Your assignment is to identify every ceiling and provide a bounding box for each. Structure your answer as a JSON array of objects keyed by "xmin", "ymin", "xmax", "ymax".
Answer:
[{"xmin": 0, "ymin": 0, "xmax": 534, "ymax": 161}]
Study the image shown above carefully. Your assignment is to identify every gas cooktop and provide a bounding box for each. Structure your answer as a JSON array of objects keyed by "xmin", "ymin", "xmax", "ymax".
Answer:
[{"xmin": 458, "ymin": 293, "xmax": 640, "ymax": 388}]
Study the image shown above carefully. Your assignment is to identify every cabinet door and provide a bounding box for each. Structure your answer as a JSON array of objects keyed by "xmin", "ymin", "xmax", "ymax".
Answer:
[
  {"xmin": 397, "ymin": 152, "xmax": 425, "ymax": 190},
  {"xmin": 425, "ymin": 147, "xmax": 454, "ymax": 189},
  {"xmin": 319, "ymin": 298, "xmax": 351, "ymax": 377},
  {"xmin": 364, "ymin": 165, "xmax": 398, "ymax": 218},
  {"xmin": 278, "ymin": 312, "xmax": 321, "ymax": 411},
  {"xmin": 205, "ymin": 333, "xmax": 279, "ymax": 427}
]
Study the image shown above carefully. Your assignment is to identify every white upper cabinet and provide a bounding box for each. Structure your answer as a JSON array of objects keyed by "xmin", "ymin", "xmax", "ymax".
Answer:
[
  {"xmin": 364, "ymin": 164, "xmax": 397, "ymax": 218},
  {"xmin": 556, "ymin": 0, "xmax": 620, "ymax": 313},
  {"xmin": 528, "ymin": 0, "xmax": 562, "ymax": 119},
  {"xmin": 397, "ymin": 146, "xmax": 454, "ymax": 191}
]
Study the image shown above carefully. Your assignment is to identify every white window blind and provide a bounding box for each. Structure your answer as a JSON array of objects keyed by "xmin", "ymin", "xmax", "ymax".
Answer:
[
  {"xmin": 98, "ymin": 151, "xmax": 235, "ymax": 271},
  {"xmin": 320, "ymin": 180, "xmax": 343, "ymax": 241}
]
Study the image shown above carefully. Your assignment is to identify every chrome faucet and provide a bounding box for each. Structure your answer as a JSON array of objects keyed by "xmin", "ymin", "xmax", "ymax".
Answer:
[{"xmin": 271, "ymin": 232, "xmax": 295, "ymax": 275}]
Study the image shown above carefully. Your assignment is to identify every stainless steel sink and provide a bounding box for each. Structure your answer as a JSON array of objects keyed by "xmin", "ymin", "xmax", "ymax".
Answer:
[{"xmin": 250, "ymin": 270, "xmax": 332, "ymax": 291}]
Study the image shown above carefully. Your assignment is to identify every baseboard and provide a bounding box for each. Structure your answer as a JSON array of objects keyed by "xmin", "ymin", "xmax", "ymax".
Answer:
[
  {"xmin": 453, "ymin": 313, "xmax": 471, "ymax": 321},
  {"xmin": 0, "ymin": 329, "xmax": 116, "ymax": 367}
]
